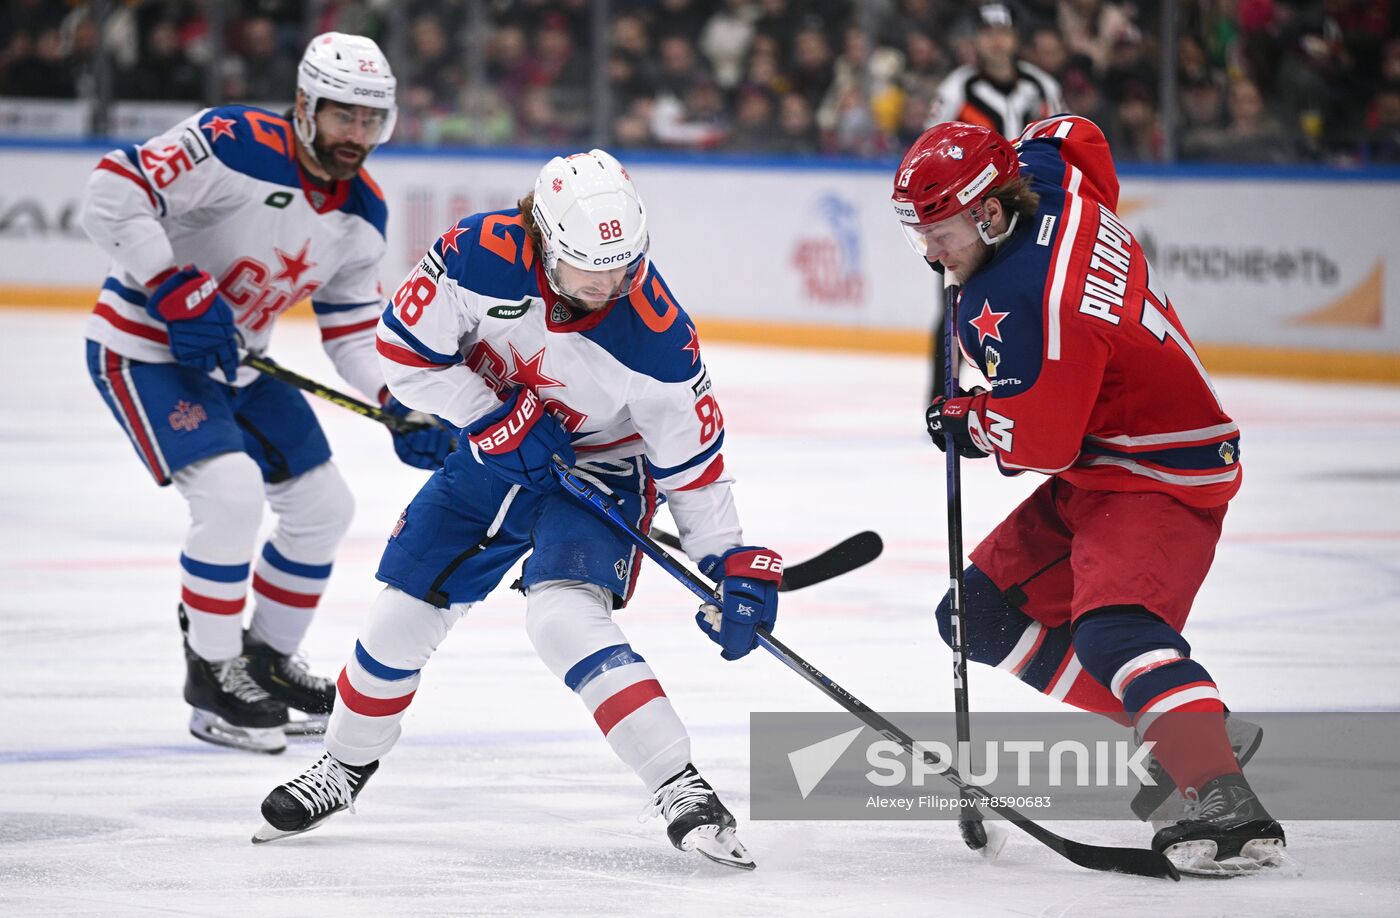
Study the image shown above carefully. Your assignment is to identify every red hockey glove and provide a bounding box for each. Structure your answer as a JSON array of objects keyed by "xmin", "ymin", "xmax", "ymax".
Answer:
[{"xmin": 926, "ymin": 388, "xmax": 991, "ymax": 459}]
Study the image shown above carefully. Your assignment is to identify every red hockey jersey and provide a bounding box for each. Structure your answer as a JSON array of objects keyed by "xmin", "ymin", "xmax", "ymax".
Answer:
[{"xmin": 956, "ymin": 115, "xmax": 1240, "ymax": 508}]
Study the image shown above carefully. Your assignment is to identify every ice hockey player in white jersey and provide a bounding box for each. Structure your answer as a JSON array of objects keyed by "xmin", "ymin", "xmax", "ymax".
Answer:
[
  {"xmin": 81, "ymin": 33, "xmax": 453, "ymax": 755},
  {"xmin": 252, "ymin": 150, "xmax": 781, "ymax": 869}
]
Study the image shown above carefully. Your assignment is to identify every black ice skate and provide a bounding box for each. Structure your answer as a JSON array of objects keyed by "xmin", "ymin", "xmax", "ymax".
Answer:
[
  {"xmin": 649, "ymin": 764, "xmax": 754, "ymax": 870},
  {"xmin": 1132, "ymin": 714, "xmax": 1264, "ymax": 824},
  {"xmin": 1151, "ymin": 773, "xmax": 1287, "ymax": 877},
  {"xmin": 252, "ymin": 752, "xmax": 379, "ymax": 844},
  {"xmin": 180, "ymin": 608, "xmax": 288, "ymax": 754},
  {"xmin": 243, "ymin": 635, "xmax": 336, "ymax": 736}
]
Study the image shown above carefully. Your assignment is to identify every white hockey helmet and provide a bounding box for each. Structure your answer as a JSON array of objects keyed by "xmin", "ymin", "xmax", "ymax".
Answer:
[
  {"xmin": 532, "ymin": 149, "xmax": 650, "ymax": 303},
  {"xmin": 295, "ymin": 32, "xmax": 397, "ymax": 149}
]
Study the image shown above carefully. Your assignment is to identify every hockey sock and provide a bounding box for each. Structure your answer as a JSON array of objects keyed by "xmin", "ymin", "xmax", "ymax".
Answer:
[
  {"xmin": 1074, "ymin": 606, "xmax": 1240, "ymax": 793},
  {"xmin": 250, "ymin": 463, "xmax": 355, "ymax": 653},
  {"xmin": 937, "ymin": 566, "xmax": 1128, "ymax": 724},
  {"xmin": 528, "ymin": 580, "xmax": 691, "ymax": 790},
  {"xmin": 325, "ymin": 586, "xmax": 468, "ymax": 765},
  {"xmin": 173, "ymin": 453, "xmax": 264, "ymax": 661},
  {"xmin": 248, "ymin": 542, "xmax": 331, "ymax": 654}
]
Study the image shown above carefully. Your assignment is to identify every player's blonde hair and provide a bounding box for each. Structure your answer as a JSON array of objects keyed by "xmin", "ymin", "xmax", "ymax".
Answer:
[{"xmin": 987, "ymin": 176, "xmax": 1040, "ymax": 222}]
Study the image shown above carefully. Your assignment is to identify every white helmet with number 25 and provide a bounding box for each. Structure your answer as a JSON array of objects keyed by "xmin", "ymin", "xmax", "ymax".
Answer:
[
  {"xmin": 294, "ymin": 32, "xmax": 397, "ymax": 150},
  {"xmin": 532, "ymin": 149, "xmax": 650, "ymax": 304}
]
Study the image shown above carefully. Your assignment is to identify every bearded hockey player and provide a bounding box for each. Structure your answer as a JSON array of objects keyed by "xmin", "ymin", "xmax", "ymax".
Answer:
[
  {"xmin": 252, "ymin": 150, "xmax": 780, "ymax": 869},
  {"xmin": 81, "ymin": 33, "xmax": 452, "ymax": 755},
  {"xmin": 893, "ymin": 116, "xmax": 1287, "ymax": 877}
]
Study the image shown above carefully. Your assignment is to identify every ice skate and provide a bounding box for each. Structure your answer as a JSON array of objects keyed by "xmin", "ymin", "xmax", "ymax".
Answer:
[
  {"xmin": 242, "ymin": 635, "xmax": 336, "ymax": 736},
  {"xmin": 1133, "ymin": 714, "xmax": 1264, "ymax": 824},
  {"xmin": 252, "ymin": 752, "xmax": 379, "ymax": 844},
  {"xmin": 181, "ymin": 609, "xmax": 288, "ymax": 754},
  {"xmin": 648, "ymin": 764, "xmax": 755, "ymax": 870},
  {"xmin": 1151, "ymin": 773, "xmax": 1288, "ymax": 878}
]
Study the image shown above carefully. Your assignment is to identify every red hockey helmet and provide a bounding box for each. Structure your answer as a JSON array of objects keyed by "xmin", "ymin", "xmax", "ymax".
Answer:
[{"xmin": 891, "ymin": 122, "xmax": 1019, "ymax": 258}]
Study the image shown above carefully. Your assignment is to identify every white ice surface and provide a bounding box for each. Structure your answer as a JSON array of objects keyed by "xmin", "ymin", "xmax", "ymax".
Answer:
[{"xmin": 2, "ymin": 310, "xmax": 1398, "ymax": 916}]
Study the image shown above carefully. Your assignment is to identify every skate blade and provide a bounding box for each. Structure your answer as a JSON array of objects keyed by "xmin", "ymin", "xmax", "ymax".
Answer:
[
  {"xmin": 283, "ymin": 714, "xmax": 328, "ymax": 737},
  {"xmin": 189, "ymin": 710, "xmax": 286, "ymax": 754},
  {"xmin": 1167, "ymin": 837, "xmax": 1293, "ymax": 878},
  {"xmin": 682, "ymin": 825, "xmax": 756, "ymax": 871},
  {"xmin": 251, "ymin": 820, "xmax": 323, "ymax": 845}
]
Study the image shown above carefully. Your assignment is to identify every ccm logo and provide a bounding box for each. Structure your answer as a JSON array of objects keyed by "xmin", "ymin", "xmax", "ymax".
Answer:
[{"xmin": 592, "ymin": 251, "xmax": 632, "ymax": 266}]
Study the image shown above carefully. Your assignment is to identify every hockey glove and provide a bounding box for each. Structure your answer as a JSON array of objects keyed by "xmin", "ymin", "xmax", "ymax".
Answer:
[
  {"xmin": 382, "ymin": 394, "xmax": 454, "ymax": 471},
  {"xmin": 147, "ymin": 266, "xmax": 240, "ymax": 383},
  {"xmin": 696, "ymin": 546, "xmax": 782, "ymax": 661},
  {"xmin": 463, "ymin": 386, "xmax": 575, "ymax": 491},
  {"xmin": 927, "ymin": 388, "xmax": 991, "ymax": 459}
]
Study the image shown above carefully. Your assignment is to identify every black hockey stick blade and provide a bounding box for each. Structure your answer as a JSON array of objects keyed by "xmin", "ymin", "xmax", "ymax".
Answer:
[
  {"xmin": 1007, "ymin": 816, "xmax": 1178, "ymax": 879},
  {"xmin": 651, "ymin": 530, "xmax": 883, "ymax": 592}
]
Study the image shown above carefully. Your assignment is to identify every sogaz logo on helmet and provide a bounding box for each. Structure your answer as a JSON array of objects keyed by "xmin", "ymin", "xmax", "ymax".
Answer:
[
  {"xmin": 892, "ymin": 201, "xmax": 919, "ymax": 222},
  {"xmin": 593, "ymin": 251, "xmax": 633, "ymax": 266},
  {"xmin": 353, "ymin": 87, "xmax": 388, "ymax": 98}
]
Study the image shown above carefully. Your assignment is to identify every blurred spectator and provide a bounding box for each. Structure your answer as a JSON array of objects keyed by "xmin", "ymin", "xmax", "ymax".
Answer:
[
  {"xmin": 487, "ymin": 24, "xmax": 533, "ymax": 107},
  {"xmin": 239, "ymin": 17, "xmax": 297, "ymax": 104},
  {"xmin": 897, "ymin": 30, "xmax": 950, "ymax": 102},
  {"xmin": 727, "ymin": 85, "xmax": 782, "ymax": 150},
  {"xmin": 1109, "ymin": 79, "xmax": 1163, "ymax": 162},
  {"xmin": 1179, "ymin": 76, "xmax": 1227, "ymax": 137},
  {"xmin": 655, "ymin": 33, "xmax": 710, "ymax": 97},
  {"xmin": 1025, "ymin": 26, "xmax": 1071, "ymax": 84},
  {"xmin": 788, "ymin": 25, "xmax": 836, "ymax": 110},
  {"xmin": 1058, "ymin": 0, "xmax": 1139, "ymax": 77},
  {"xmin": 699, "ymin": 0, "xmax": 757, "ymax": 90},
  {"xmin": 1062, "ymin": 65, "xmax": 1116, "ymax": 127},
  {"xmin": 1361, "ymin": 83, "xmax": 1400, "ymax": 163},
  {"xmin": 121, "ymin": 20, "xmax": 202, "ymax": 101},
  {"xmin": 773, "ymin": 90, "xmax": 819, "ymax": 152},
  {"xmin": 6, "ymin": 26, "xmax": 72, "ymax": 97},
  {"xmin": 655, "ymin": 0, "xmax": 711, "ymax": 44},
  {"xmin": 651, "ymin": 76, "xmax": 728, "ymax": 148},
  {"xmin": 1181, "ymin": 77, "xmax": 1296, "ymax": 163}
]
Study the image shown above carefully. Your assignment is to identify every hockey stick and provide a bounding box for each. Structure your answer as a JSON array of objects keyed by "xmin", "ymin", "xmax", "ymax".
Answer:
[
  {"xmin": 244, "ymin": 355, "xmax": 877, "ymax": 594},
  {"xmin": 940, "ymin": 277, "xmax": 986, "ymax": 851},
  {"xmin": 552, "ymin": 458, "xmax": 1179, "ymax": 881},
  {"xmin": 651, "ymin": 528, "xmax": 883, "ymax": 594},
  {"xmin": 241, "ymin": 353, "xmax": 438, "ymax": 437}
]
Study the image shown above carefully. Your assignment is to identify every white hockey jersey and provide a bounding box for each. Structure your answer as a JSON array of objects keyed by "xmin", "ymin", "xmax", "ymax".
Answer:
[
  {"xmin": 377, "ymin": 210, "xmax": 744, "ymax": 560},
  {"xmin": 80, "ymin": 104, "xmax": 387, "ymax": 398}
]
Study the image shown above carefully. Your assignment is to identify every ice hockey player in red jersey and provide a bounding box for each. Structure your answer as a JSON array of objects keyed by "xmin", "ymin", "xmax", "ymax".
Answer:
[
  {"xmin": 250, "ymin": 149, "xmax": 778, "ymax": 869},
  {"xmin": 892, "ymin": 116, "xmax": 1286, "ymax": 876},
  {"xmin": 80, "ymin": 33, "xmax": 452, "ymax": 755}
]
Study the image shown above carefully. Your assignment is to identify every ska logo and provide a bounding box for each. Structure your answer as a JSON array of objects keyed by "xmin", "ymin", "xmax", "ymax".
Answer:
[
  {"xmin": 221, "ymin": 241, "xmax": 321, "ymax": 331},
  {"xmin": 168, "ymin": 400, "xmax": 208, "ymax": 432}
]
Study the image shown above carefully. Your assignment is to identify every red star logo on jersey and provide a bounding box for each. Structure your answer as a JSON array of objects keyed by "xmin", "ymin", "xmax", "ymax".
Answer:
[
  {"xmin": 439, "ymin": 224, "xmax": 467, "ymax": 255},
  {"xmin": 681, "ymin": 324, "xmax": 701, "ymax": 365},
  {"xmin": 201, "ymin": 115, "xmax": 237, "ymax": 142},
  {"xmin": 969, "ymin": 299, "xmax": 1010, "ymax": 345},
  {"xmin": 272, "ymin": 240, "xmax": 316, "ymax": 287},
  {"xmin": 505, "ymin": 344, "xmax": 564, "ymax": 392}
]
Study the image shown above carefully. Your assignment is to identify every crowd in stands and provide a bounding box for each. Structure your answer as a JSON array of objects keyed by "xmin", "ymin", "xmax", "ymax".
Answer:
[{"xmin": 3, "ymin": 0, "xmax": 1399, "ymax": 164}]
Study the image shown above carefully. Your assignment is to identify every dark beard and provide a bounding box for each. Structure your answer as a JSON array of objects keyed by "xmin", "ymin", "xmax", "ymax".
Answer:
[{"xmin": 313, "ymin": 136, "xmax": 367, "ymax": 181}]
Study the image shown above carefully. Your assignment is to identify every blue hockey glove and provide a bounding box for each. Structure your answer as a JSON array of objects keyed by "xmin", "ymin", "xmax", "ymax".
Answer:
[
  {"xmin": 926, "ymin": 388, "xmax": 991, "ymax": 459},
  {"xmin": 147, "ymin": 266, "xmax": 240, "ymax": 383},
  {"xmin": 382, "ymin": 394, "xmax": 454, "ymax": 470},
  {"xmin": 696, "ymin": 546, "xmax": 783, "ymax": 661},
  {"xmin": 463, "ymin": 387, "xmax": 575, "ymax": 491}
]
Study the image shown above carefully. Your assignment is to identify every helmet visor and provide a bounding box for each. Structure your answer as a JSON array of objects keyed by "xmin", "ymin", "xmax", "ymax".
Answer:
[
  {"xmin": 898, "ymin": 210, "xmax": 980, "ymax": 262},
  {"xmin": 548, "ymin": 248, "xmax": 650, "ymax": 305}
]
